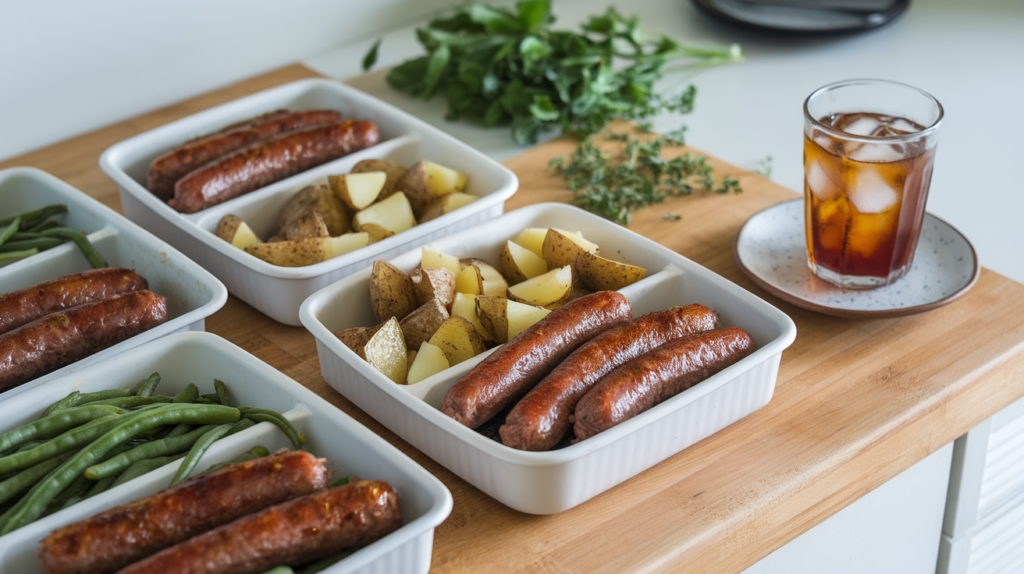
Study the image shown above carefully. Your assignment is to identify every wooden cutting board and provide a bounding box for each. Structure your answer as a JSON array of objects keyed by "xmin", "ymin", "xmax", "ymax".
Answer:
[{"xmin": 4, "ymin": 64, "xmax": 1024, "ymax": 574}]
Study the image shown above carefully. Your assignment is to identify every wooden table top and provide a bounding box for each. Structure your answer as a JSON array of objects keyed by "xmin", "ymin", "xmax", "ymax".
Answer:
[{"xmin": 4, "ymin": 64, "xmax": 1024, "ymax": 574}]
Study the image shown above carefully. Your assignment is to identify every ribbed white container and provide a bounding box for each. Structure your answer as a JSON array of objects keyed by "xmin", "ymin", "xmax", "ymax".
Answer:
[
  {"xmin": 99, "ymin": 79, "xmax": 518, "ymax": 325},
  {"xmin": 300, "ymin": 203, "xmax": 798, "ymax": 514},
  {"xmin": 0, "ymin": 332, "xmax": 452, "ymax": 574},
  {"xmin": 0, "ymin": 168, "xmax": 227, "ymax": 400}
]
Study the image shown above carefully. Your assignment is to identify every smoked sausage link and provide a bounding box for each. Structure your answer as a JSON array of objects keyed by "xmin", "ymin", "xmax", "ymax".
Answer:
[
  {"xmin": 113, "ymin": 480, "xmax": 401, "ymax": 574},
  {"xmin": 39, "ymin": 450, "xmax": 330, "ymax": 574},
  {"xmin": 0, "ymin": 290, "xmax": 168, "ymax": 393},
  {"xmin": 146, "ymin": 109, "xmax": 342, "ymax": 199},
  {"xmin": 442, "ymin": 291, "xmax": 631, "ymax": 429},
  {"xmin": 169, "ymin": 119, "xmax": 379, "ymax": 213},
  {"xmin": 573, "ymin": 327, "xmax": 756, "ymax": 441},
  {"xmin": 500, "ymin": 304, "xmax": 719, "ymax": 451},
  {"xmin": 0, "ymin": 268, "xmax": 147, "ymax": 336}
]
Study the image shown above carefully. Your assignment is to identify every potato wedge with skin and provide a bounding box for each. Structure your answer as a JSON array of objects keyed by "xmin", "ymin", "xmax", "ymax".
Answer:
[
  {"xmin": 216, "ymin": 214, "xmax": 262, "ymax": 250},
  {"xmin": 576, "ymin": 251, "xmax": 648, "ymax": 291},
  {"xmin": 351, "ymin": 159, "xmax": 407, "ymax": 201},
  {"xmin": 512, "ymin": 228, "xmax": 547, "ymax": 258},
  {"xmin": 360, "ymin": 223, "xmax": 394, "ymax": 243},
  {"xmin": 279, "ymin": 183, "xmax": 350, "ymax": 236},
  {"xmin": 506, "ymin": 265, "xmax": 573, "ymax": 309},
  {"xmin": 406, "ymin": 342, "xmax": 450, "ymax": 385},
  {"xmin": 542, "ymin": 228, "xmax": 599, "ymax": 271},
  {"xmin": 507, "ymin": 299, "xmax": 552, "ymax": 341},
  {"xmin": 327, "ymin": 233, "xmax": 370, "ymax": 258},
  {"xmin": 500, "ymin": 240, "xmax": 547, "ymax": 284},
  {"xmin": 452, "ymin": 293, "xmax": 493, "ymax": 341},
  {"xmin": 399, "ymin": 298, "xmax": 450, "ymax": 351},
  {"xmin": 406, "ymin": 350, "xmax": 417, "ymax": 379},
  {"xmin": 245, "ymin": 237, "xmax": 328, "ymax": 267},
  {"xmin": 279, "ymin": 210, "xmax": 329, "ymax": 241},
  {"xmin": 396, "ymin": 161, "xmax": 467, "ymax": 217},
  {"xmin": 329, "ymin": 171, "xmax": 386, "ymax": 211},
  {"xmin": 428, "ymin": 316, "xmax": 485, "ymax": 366},
  {"xmin": 476, "ymin": 296, "xmax": 550, "ymax": 344},
  {"xmin": 334, "ymin": 323, "xmax": 384, "ymax": 360},
  {"xmin": 418, "ymin": 192, "xmax": 478, "ymax": 223},
  {"xmin": 460, "ymin": 258, "xmax": 508, "ymax": 298},
  {"xmin": 370, "ymin": 259, "xmax": 418, "ymax": 323},
  {"xmin": 455, "ymin": 265, "xmax": 481, "ymax": 296},
  {"xmin": 410, "ymin": 266, "xmax": 456, "ymax": 310},
  {"xmin": 363, "ymin": 317, "xmax": 407, "ymax": 384},
  {"xmin": 423, "ymin": 161, "xmax": 467, "ymax": 195},
  {"xmin": 352, "ymin": 192, "xmax": 417, "ymax": 235},
  {"xmin": 421, "ymin": 247, "xmax": 461, "ymax": 276}
]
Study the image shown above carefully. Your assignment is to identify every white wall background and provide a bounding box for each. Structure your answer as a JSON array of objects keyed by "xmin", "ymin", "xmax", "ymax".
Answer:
[{"xmin": 0, "ymin": 0, "xmax": 461, "ymax": 161}]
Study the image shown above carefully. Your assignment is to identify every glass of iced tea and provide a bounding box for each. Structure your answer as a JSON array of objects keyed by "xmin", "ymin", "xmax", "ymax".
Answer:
[{"xmin": 803, "ymin": 79, "xmax": 943, "ymax": 288}]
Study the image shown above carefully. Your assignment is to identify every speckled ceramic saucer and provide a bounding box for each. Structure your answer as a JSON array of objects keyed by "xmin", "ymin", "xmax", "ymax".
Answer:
[{"xmin": 734, "ymin": 199, "xmax": 979, "ymax": 318}]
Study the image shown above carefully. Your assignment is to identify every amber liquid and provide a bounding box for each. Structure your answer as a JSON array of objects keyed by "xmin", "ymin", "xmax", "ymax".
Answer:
[{"xmin": 804, "ymin": 112, "xmax": 936, "ymax": 285}]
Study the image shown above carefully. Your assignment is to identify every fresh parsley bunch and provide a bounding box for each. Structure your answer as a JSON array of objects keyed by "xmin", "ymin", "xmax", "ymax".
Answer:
[{"xmin": 370, "ymin": 0, "xmax": 741, "ymax": 145}]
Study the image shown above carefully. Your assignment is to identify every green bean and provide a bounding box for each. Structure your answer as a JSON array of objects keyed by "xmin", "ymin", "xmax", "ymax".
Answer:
[
  {"xmin": 0, "ymin": 454, "xmax": 72, "ymax": 505},
  {"xmin": 202, "ymin": 446, "xmax": 270, "ymax": 475},
  {"xmin": 0, "ymin": 204, "xmax": 67, "ymax": 227},
  {"xmin": 1, "ymin": 404, "xmax": 239, "ymax": 533},
  {"xmin": 135, "ymin": 373, "xmax": 161, "ymax": 397},
  {"xmin": 37, "ymin": 229, "xmax": 105, "ymax": 269},
  {"xmin": 260, "ymin": 567, "xmax": 295, "ymax": 574},
  {"xmin": 82, "ymin": 475, "xmax": 117, "ymax": 500},
  {"xmin": 200, "ymin": 393, "xmax": 220, "ymax": 402},
  {"xmin": 164, "ymin": 424, "xmax": 194, "ymax": 439},
  {"xmin": 194, "ymin": 397, "xmax": 217, "ymax": 405},
  {"xmin": 226, "ymin": 418, "xmax": 255, "ymax": 436},
  {"xmin": 329, "ymin": 475, "xmax": 351, "ymax": 488},
  {"xmin": 85, "ymin": 395, "xmax": 173, "ymax": 409},
  {"xmin": 39, "ymin": 391, "xmax": 82, "ymax": 418},
  {"xmin": 0, "ymin": 247, "xmax": 40, "ymax": 263},
  {"xmin": 85, "ymin": 424, "xmax": 218, "ymax": 480},
  {"xmin": 112, "ymin": 453, "xmax": 185, "ymax": 488},
  {"xmin": 0, "ymin": 238, "xmax": 62, "ymax": 252},
  {"xmin": 26, "ymin": 219, "xmax": 61, "ymax": 233},
  {"xmin": 214, "ymin": 379, "xmax": 231, "ymax": 406},
  {"xmin": 170, "ymin": 424, "xmax": 234, "ymax": 486},
  {"xmin": 173, "ymin": 384, "xmax": 199, "ymax": 404},
  {"xmin": 49, "ymin": 474, "xmax": 92, "ymax": 513},
  {"xmin": 0, "ymin": 415, "xmax": 123, "ymax": 475},
  {"xmin": 0, "ymin": 405, "xmax": 126, "ymax": 453},
  {"xmin": 0, "ymin": 217, "xmax": 20, "ymax": 247},
  {"xmin": 0, "ymin": 491, "xmax": 30, "ymax": 531},
  {"xmin": 239, "ymin": 407, "xmax": 304, "ymax": 449},
  {"xmin": 78, "ymin": 387, "xmax": 133, "ymax": 404},
  {"xmin": 296, "ymin": 549, "xmax": 357, "ymax": 574}
]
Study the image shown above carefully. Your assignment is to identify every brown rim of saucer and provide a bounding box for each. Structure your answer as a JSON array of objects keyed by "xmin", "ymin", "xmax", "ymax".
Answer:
[{"xmin": 732, "ymin": 199, "xmax": 981, "ymax": 319}]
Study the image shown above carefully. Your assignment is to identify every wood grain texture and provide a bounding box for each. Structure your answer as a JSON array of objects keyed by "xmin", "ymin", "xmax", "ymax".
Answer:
[{"xmin": 4, "ymin": 65, "xmax": 1024, "ymax": 573}]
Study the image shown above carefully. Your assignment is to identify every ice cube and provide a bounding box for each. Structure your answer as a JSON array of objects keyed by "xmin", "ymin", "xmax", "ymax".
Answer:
[
  {"xmin": 849, "ymin": 143, "xmax": 903, "ymax": 163},
  {"xmin": 889, "ymin": 118, "xmax": 920, "ymax": 135},
  {"xmin": 842, "ymin": 117, "xmax": 881, "ymax": 137},
  {"xmin": 849, "ymin": 169, "xmax": 899, "ymax": 213},
  {"xmin": 806, "ymin": 160, "xmax": 841, "ymax": 201}
]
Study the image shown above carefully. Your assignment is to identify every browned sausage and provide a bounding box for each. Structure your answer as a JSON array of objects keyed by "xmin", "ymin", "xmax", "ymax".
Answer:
[
  {"xmin": 0, "ymin": 268, "xmax": 147, "ymax": 336},
  {"xmin": 573, "ymin": 327, "xmax": 756, "ymax": 441},
  {"xmin": 0, "ymin": 290, "xmax": 168, "ymax": 393},
  {"xmin": 169, "ymin": 120, "xmax": 380, "ymax": 213},
  {"xmin": 499, "ymin": 304, "xmax": 720, "ymax": 451},
  {"xmin": 39, "ymin": 450, "xmax": 330, "ymax": 574},
  {"xmin": 113, "ymin": 480, "xmax": 401, "ymax": 574},
  {"xmin": 442, "ymin": 291, "xmax": 631, "ymax": 429},
  {"xmin": 146, "ymin": 110, "xmax": 342, "ymax": 199}
]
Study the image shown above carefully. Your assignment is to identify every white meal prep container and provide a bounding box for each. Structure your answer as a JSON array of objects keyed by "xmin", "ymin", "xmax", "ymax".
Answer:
[
  {"xmin": 300, "ymin": 203, "xmax": 798, "ymax": 514},
  {"xmin": 0, "ymin": 167, "xmax": 227, "ymax": 400},
  {"xmin": 99, "ymin": 78, "xmax": 519, "ymax": 326},
  {"xmin": 0, "ymin": 331, "xmax": 452, "ymax": 574}
]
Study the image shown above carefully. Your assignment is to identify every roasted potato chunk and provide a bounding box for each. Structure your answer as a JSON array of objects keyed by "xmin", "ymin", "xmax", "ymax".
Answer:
[
  {"xmin": 245, "ymin": 238, "xmax": 328, "ymax": 267},
  {"xmin": 360, "ymin": 223, "xmax": 395, "ymax": 243},
  {"xmin": 451, "ymin": 292, "xmax": 493, "ymax": 341},
  {"xmin": 279, "ymin": 210, "xmax": 329, "ymax": 241},
  {"xmin": 215, "ymin": 214, "xmax": 262, "ymax": 250},
  {"xmin": 420, "ymin": 247, "xmax": 462, "ymax": 276},
  {"xmin": 428, "ymin": 316, "xmax": 485, "ymax": 366},
  {"xmin": 329, "ymin": 171, "xmax": 386, "ymax": 211},
  {"xmin": 370, "ymin": 259, "xmax": 418, "ymax": 323},
  {"xmin": 476, "ymin": 296, "xmax": 550, "ymax": 344},
  {"xmin": 363, "ymin": 317, "xmax": 407, "ymax": 384},
  {"xmin": 506, "ymin": 265, "xmax": 573, "ymax": 309},
  {"xmin": 352, "ymin": 192, "xmax": 417, "ymax": 235},
  {"xmin": 499, "ymin": 240, "xmax": 547, "ymax": 284},
  {"xmin": 410, "ymin": 266, "xmax": 457, "ymax": 310},
  {"xmin": 542, "ymin": 228, "xmax": 599, "ymax": 270},
  {"xmin": 334, "ymin": 323, "xmax": 384, "ymax": 360},
  {"xmin": 279, "ymin": 183, "xmax": 350, "ymax": 236},
  {"xmin": 576, "ymin": 251, "xmax": 647, "ymax": 291},
  {"xmin": 397, "ymin": 161, "xmax": 467, "ymax": 218},
  {"xmin": 399, "ymin": 298, "xmax": 450, "ymax": 351},
  {"xmin": 418, "ymin": 192, "xmax": 478, "ymax": 223},
  {"xmin": 351, "ymin": 159, "xmax": 407, "ymax": 201},
  {"xmin": 406, "ymin": 341, "xmax": 450, "ymax": 385}
]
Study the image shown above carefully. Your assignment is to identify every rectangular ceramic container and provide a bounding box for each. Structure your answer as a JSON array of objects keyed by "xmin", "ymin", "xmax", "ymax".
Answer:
[
  {"xmin": 0, "ymin": 167, "xmax": 227, "ymax": 401},
  {"xmin": 0, "ymin": 331, "xmax": 452, "ymax": 574},
  {"xmin": 300, "ymin": 203, "xmax": 798, "ymax": 514},
  {"xmin": 99, "ymin": 78, "xmax": 519, "ymax": 325}
]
